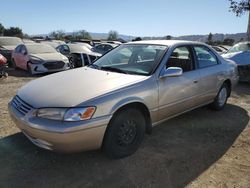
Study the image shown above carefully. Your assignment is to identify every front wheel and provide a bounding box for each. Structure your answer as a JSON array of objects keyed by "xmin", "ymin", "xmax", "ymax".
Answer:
[
  {"xmin": 210, "ymin": 83, "xmax": 229, "ymax": 111},
  {"xmin": 27, "ymin": 62, "xmax": 33, "ymax": 75},
  {"xmin": 12, "ymin": 58, "xmax": 17, "ymax": 69},
  {"xmin": 103, "ymin": 108, "xmax": 146, "ymax": 158},
  {"xmin": 69, "ymin": 57, "xmax": 76, "ymax": 69}
]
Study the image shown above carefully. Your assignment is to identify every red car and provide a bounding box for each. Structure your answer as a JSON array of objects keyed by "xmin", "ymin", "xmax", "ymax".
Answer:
[
  {"xmin": 0, "ymin": 53, "xmax": 8, "ymax": 78},
  {"xmin": 0, "ymin": 53, "xmax": 7, "ymax": 65}
]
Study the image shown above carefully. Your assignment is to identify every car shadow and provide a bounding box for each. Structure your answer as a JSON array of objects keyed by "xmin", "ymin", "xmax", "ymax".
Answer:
[
  {"xmin": 233, "ymin": 82, "xmax": 250, "ymax": 96},
  {"xmin": 0, "ymin": 104, "xmax": 248, "ymax": 188},
  {"xmin": 6, "ymin": 68, "xmax": 40, "ymax": 78}
]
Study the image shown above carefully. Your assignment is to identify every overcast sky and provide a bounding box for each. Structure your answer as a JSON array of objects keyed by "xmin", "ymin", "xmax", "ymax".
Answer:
[{"xmin": 0, "ymin": 0, "xmax": 248, "ymax": 36}]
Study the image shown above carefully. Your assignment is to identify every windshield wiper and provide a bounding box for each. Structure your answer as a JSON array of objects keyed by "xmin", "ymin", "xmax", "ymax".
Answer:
[
  {"xmin": 100, "ymin": 66, "xmax": 127, "ymax": 74},
  {"xmin": 88, "ymin": 64, "xmax": 100, "ymax": 69}
]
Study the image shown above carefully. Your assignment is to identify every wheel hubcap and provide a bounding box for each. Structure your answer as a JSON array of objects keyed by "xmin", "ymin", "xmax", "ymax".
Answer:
[
  {"xmin": 218, "ymin": 87, "xmax": 227, "ymax": 106},
  {"xmin": 117, "ymin": 120, "xmax": 137, "ymax": 146},
  {"xmin": 69, "ymin": 58, "xmax": 75, "ymax": 69}
]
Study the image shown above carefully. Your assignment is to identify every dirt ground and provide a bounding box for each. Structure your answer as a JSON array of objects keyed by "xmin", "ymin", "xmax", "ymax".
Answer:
[{"xmin": 0, "ymin": 69, "xmax": 249, "ymax": 188}]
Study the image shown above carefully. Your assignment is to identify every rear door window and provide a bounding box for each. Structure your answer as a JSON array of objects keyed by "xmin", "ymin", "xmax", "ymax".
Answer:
[{"xmin": 194, "ymin": 46, "xmax": 218, "ymax": 68}]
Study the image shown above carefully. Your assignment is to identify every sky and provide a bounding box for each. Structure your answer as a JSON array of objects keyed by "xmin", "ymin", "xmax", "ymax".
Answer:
[{"xmin": 0, "ymin": 0, "xmax": 249, "ymax": 37}]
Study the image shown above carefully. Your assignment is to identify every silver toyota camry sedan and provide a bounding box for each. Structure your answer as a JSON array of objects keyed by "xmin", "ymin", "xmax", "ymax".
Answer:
[{"xmin": 8, "ymin": 40, "xmax": 239, "ymax": 158}]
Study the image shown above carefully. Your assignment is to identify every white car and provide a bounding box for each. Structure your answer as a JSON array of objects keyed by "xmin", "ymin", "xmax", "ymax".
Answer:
[
  {"xmin": 12, "ymin": 43, "xmax": 70, "ymax": 74},
  {"xmin": 56, "ymin": 44, "xmax": 101, "ymax": 68},
  {"xmin": 222, "ymin": 42, "xmax": 250, "ymax": 82}
]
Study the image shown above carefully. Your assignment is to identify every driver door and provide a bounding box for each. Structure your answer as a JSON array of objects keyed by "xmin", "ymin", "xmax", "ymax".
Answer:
[{"xmin": 157, "ymin": 45, "xmax": 202, "ymax": 121}]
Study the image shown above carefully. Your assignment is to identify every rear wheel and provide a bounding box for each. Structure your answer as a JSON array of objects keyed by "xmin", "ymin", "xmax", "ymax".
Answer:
[
  {"xmin": 103, "ymin": 108, "xmax": 146, "ymax": 158},
  {"xmin": 210, "ymin": 83, "xmax": 229, "ymax": 111}
]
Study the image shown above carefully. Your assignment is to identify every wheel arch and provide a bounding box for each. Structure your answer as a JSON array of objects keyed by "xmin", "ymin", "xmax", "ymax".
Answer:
[
  {"xmin": 223, "ymin": 79, "xmax": 232, "ymax": 97},
  {"xmin": 109, "ymin": 100, "xmax": 152, "ymax": 134}
]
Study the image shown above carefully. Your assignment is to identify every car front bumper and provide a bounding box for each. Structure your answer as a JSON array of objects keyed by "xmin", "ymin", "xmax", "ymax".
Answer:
[
  {"xmin": 29, "ymin": 61, "xmax": 70, "ymax": 74},
  {"xmin": 8, "ymin": 103, "xmax": 110, "ymax": 152}
]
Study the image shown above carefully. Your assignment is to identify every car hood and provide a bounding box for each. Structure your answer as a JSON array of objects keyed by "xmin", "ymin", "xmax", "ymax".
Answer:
[
  {"xmin": 29, "ymin": 53, "xmax": 67, "ymax": 62},
  {"xmin": 85, "ymin": 51, "xmax": 102, "ymax": 56},
  {"xmin": 17, "ymin": 67, "xmax": 147, "ymax": 108},
  {"xmin": 222, "ymin": 51, "xmax": 250, "ymax": 65},
  {"xmin": 0, "ymin": 45, "xmax": 17, "ymax": 51}
]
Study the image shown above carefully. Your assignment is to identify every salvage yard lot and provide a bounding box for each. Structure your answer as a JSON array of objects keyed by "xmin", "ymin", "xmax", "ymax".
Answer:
[{"xmin": 0, "ymin": 69, "xmax": 250, "ymax": 188}]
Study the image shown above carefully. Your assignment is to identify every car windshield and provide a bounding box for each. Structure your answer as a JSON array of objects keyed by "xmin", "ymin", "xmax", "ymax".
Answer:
[
  {"xmin": 0, "ymin": 37, "xmax": 23, "ymax": 46},
  {"xmin": 91, "ymin": 44, "xmax": 167, "ymax": 76},
  {"xmin": 68, "ymin": 44, "xmax": 92, "ymax": 53},
  {"xmin": 227, "ymin": 43, "xmax": 250, "ymax": 53},
  {"xmin": 27, "ymin": 44, "xmax": 57, "ymax": 54}
]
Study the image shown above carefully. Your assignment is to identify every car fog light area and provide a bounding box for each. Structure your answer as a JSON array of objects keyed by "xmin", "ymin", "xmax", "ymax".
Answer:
[{"xmin": 36, "ymin": 107, "xmax": 96, "ymax": 121}]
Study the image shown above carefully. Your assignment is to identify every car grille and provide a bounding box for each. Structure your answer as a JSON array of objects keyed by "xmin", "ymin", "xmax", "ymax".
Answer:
[
  {"xmin": 11, "ymin": 95, "xmax": 33, "ymax": 115},
  {"xmin": 43, "ymin": 61, "xmax": 65, "ymax": 70}
]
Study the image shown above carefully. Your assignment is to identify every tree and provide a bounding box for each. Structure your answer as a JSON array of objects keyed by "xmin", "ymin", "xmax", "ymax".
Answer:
[
  {"xmin": 4, "ymin": 27, "xmax": 23, "ymax": 38},
  {"xmin": 132, "ymin": 37, "xmax": 142, "ymax": 41},
  {"xmin": 165, "ymin": 35, "xmax": 172, "ymax": 40},
  {"xmin": 107, "ymin": 30, "xmax": 118, "ymax": 41},
  {"xmin": 78, "ymin": 30, "xmax": 92, "ymax": 40},
  {"xmin": 223, "ymin": 38, "xmax": 235, "ymax": 45},
  {"xmin": 50, "ymin": 30, "xmax": 65, "ymax": 40},
  {"xmin": 207, "ymin": 32, "xmax": 213, "ymax": 45},
  {"xmin": 23, "ymin": 33, "xmax": 30, "ymax": 39},
  {"xmin": 229, "ymin": 0, "xmax": 250, "ymax": 40},
  {"xmin": 0, "ymin": 23, "xmax": 4, "ymax": 36}
]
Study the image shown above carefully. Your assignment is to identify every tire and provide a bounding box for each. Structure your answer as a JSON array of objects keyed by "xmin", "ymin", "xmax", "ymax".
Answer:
[
  {"xmin": 69, "ymin": 56, "xmax": 76, "ymax": 69},
  {"xmin": 12, "ymin": 59, "xmax": 17, "ymax": 70},
  {"xmin": 210, "ymin": 83, "xmax": 229, "ymax": 111},
  {"xmin": 3, "ymin": 72, "xmax": 8, "ymax": 78},
  {"xmin": 27, "ymin": 62, "xmax": 32, "ymax": 75},
  {"xmin": 103, "ymin": 108, "xmax": 146, "ymax": 158},
  {"xmin": 69, "ymin": 54, "xmax": 80, "ymax": 68}
]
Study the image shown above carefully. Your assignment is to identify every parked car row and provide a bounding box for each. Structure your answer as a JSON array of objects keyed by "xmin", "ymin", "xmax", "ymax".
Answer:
[
  {"xmin": 211, "ymin": 45, "xmax": 229, "ymax": 54},
  {"xmin": 222, "ymin": 42, "xmax": 250, "ymax": 82},
  {"xmin": 1, "ymin": 36, "xmax": 249, "ymax": 82},
  {"xmin": 0, "ymin": 36, "xmax": 120, "ymax": 75},
  {"xmin": 56, "ymin": 43, "xmax": 101, "ymax": 68},
  {"xmin": 0, "ymin": 37, "xmax": 23, "ymax": 61}
]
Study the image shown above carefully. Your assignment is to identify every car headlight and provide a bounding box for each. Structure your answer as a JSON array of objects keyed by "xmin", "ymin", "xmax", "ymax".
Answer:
[
  {"xmin": 63, "ymin": 57, "xmax": 69, "ymax": 62},
  {"xmin": 36, "ymin": 107, "xmax": 96, "ymax": 121}
]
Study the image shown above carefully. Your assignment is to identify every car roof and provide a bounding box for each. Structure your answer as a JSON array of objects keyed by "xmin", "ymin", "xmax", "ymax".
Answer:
[
  {"xmin": 98, "ymin": 43, "xmax": 118, "ymax": 47},
  {"xmin": 23, "ymin": 43, "xmax": 53, "ymax": 48},
  {"xmin": 0, "ymin": 36, "xmax": 21, "ymax": 39},
  {"xmin": 234, "ymin": 41, "xmax": 250, "ymax": 45},
  {"xmin": 127, "ymin": 40, "xmax": 205, "ymax": 47}
]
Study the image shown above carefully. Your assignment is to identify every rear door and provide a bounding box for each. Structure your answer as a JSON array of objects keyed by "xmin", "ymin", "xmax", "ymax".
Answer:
[
  {"xmin": 193, "ymin": 45, "xmax": 224, "ymax": 102},
  {"xmin": 157, "ymin": 45, "xmax": 203, "ymax": 121}
]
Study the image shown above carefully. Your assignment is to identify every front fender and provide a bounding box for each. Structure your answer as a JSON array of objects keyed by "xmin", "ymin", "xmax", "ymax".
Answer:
[{"xmin": 109, "ymin": 97, "xmax": 147, "ymax": 115}]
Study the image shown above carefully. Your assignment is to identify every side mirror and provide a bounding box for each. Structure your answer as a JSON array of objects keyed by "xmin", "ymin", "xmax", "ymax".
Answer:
[{"xmin": 160, "ymin": 67, "xmax": 183, "ymax": 78}]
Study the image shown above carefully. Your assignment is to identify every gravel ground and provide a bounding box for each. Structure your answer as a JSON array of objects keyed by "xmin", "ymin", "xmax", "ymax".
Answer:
[{"xmin": 0, "ymin": 69, "xmax": 249, "ymax": 188}]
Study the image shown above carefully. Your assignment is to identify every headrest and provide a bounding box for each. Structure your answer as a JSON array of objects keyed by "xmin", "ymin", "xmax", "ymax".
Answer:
[{"xmin": 171, "ymin": 52, "xmax": 179, "ymax": 58}]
